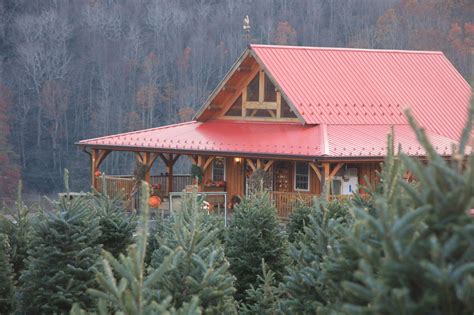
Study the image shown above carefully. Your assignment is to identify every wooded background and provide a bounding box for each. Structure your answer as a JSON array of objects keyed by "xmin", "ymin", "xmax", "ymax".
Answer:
[{"xmin": 0, "ymin": 0, "xmax": 473, "ymax": 198}]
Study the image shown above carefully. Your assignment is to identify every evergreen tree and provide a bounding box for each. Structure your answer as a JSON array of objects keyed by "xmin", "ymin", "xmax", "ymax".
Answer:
[
  {"xmin": 225, "ymin": 190, "xmax": 288, "ymax": 301},
  {"xmin": 240, "ymin": 260, "xmax": 282, "ymax": 315},
  {"xmin": 92, "ymin": 188, "xmax": 137, "ymax": 258},
  {"xmin": 337, "ymin": 109, "xmax": 474, "ymax": 314},
  {"xmin": 71, "ymin": 182, "xmax": 201, "ymax": 315},
  {"xmin": 281, "ymin": 198, "xmax": 356, "ymax": 314},
  {"xmin": 150, "ymin": 192, "xmax": 237, "ymax": 314},
  {"xmin": 18, "ymin": 191, "xmax": 101, "ymax": 313},
  {"xmin": 0, "ymin": 181, "xmax": 32, "ymax": 279},
  {"xmin": 0, "ymin": 233, "xmax": 14, "ymax": 314},
  {"xmin": 287, "ymin": 201, "xmax": 313, "ymax": 243}
]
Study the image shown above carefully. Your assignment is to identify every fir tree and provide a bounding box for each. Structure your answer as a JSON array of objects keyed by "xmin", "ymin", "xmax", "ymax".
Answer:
[
  {"xmin": 240, "ymin": 260, "xmax": 282, "ymax": 315},
  {"xmin": 18, "ymin": 182, "xmax": 101, "ymax": 313},
  {"xmin": 71, "ymin": 182, "xmax": 201, "ymax": 315},
  {"xmin": 92, "ymin": 187, "xmax": 137, "ymax": 258},
  {"xmin": 281, "ymin": 198, "xmax": 356, "ymax": 314},
  {"xmin": 0, "ymin": 181, "xmax": 32, "ymax": 279},
  {"xmin": 337, "ymin": 108, "xmax": 474, "ymax": 314},
  {"xmin": 150, "ymin": 192, "xmax": 237, "ymax": 314},
  {"xmin": 225, "ymin": 190, "xmax": 288, "ymax": 301},
  {"xmin": 287, "ymin": 201, "xmax": 313, "ymax": 243},
  {"xmin": 0, "ymin": 233, "xmax": 14, "ymax": 314}
]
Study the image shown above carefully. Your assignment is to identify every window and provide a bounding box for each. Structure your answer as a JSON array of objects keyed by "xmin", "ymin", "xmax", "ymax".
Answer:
[
  {"xmin": 332, "ymin": 179, "xmax": 342, "ymax": 195},
  {"xmin": 225, "ymin": 95, "xmax": 242, "ymax": 116},
  {"xmin": 212, "ymin": 157, "xmax": 226, "ymax": 181},
  {"xmin": 294, "ymin": 162, "xmax": 309, "ymax": 191},
  {"xmin": 264, "ymin": 73, "xmax": 276, "ymax": 102},
  {"xmin": 281, "ymin": 98, "xmax": 297, "ymax": 118},
  {"xmin": 246, "ymin": 74, "xmax": 259, "ymax": 102}
]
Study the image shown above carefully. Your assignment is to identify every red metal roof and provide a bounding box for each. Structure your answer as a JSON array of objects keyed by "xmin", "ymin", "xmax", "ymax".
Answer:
[
  {"xmin": 251, "ymin": 45, "xmax": 471, "ymax": 139},
  {"xmin": 77, "ymin": 120, "xmax": 467, "ymax": 158}
]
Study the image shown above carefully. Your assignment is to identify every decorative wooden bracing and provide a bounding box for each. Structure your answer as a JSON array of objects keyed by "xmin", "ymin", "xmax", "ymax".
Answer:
[
  {"xmin": 322, "ymin": 162, "xmax": 346, "ymax": 199},
  {"xmin": 308, "ymin": 162, "xmax": 322, "ymax": 182},
  {"xmin": 158, "ymin": 153, "xmax": 181, "ymax": 193},
  {"xmin": 246, "ymin": 158, "xmax": 274, "ymax": 173},
  {"xmin": 91, "ymin": 148, "xmax": 111, "ymax": 189},
  {"xmin": 134, "ymin": 152, "xmax": 160, "ymax": 183}
]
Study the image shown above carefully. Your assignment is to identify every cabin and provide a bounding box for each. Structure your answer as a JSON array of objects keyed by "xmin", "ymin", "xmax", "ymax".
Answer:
[{"xmin": 77, "ymin": 44, "xmax": 471, "ymax": 218}]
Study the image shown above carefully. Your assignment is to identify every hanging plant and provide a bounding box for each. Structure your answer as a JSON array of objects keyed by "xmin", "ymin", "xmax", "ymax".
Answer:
[{"xmin": 191, "ymin": 164, "xmax": 203, "ymax": 184}]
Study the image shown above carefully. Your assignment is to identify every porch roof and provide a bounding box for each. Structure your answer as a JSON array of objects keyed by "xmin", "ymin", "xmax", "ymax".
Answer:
[{"xmin": 77, "ymin": 120, "xmax": 466, "ymax": 159}]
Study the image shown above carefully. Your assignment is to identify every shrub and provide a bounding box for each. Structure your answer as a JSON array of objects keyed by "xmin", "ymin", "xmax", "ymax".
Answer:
[{"xmin": 0, "ymin": 233, "xmax": 14, "ymax": 314}]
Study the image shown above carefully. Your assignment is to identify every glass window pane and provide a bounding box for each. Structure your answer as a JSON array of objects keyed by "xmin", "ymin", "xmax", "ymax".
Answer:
[
  {"xmin": 225, "ymin": 95, "xmax": 242, "ymax": 116},
  {"xmin": 212, "ymin": 158, "xmax": 225, "ymax": 181},
  {"xmin": 247, "ymin": 74, "xmax": 259, "ymax": 102},
  {"xmin": 264, "ymin": 73, "xmax": 276, "ymax": 102},
  {"xmin": 332, "ymin": 179, "xmax": 342, "ymax": 195},
  {"xmin": 295, "ymin": 162, "xmax": 309, "ymax": 190},
  {"xmin": 281, "ymin": 98, "xmax": 297, "ymax": 118}
]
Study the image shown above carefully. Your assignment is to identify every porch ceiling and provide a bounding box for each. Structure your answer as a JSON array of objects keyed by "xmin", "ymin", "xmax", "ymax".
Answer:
[{"xmin": 76, "ymin": 120, "xmax": 468, "ymax": 159}]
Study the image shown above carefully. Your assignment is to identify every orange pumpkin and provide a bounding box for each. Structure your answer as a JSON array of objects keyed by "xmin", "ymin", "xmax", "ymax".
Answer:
[
  {"xmin": 148, "ymin": 196, "xmax": 161, "ymax": 208},
  {"xmin": 94, "ymin": 170, "xmax": 101, "ymax": 177}
]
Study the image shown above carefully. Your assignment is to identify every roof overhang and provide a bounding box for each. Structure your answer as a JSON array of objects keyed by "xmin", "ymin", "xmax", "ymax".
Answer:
[{"xmin": 77, "ymin": 120, "xmax": 468, "ymax": 160}]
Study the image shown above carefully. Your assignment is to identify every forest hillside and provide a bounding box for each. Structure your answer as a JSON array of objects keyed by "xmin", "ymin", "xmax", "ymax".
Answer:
[{"xmin": 0, "ymin": 0, "xmax": 473, "ymax": 199}]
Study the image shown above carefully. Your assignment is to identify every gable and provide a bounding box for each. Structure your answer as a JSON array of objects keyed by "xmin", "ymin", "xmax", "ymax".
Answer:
[{"xmin": 194, "ymin": 49, "xmax": 303, "ymax": 123}]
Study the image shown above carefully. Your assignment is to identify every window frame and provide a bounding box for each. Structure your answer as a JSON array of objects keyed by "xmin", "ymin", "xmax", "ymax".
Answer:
[
  {"xmin": 212, "ymin": 157, "xmax": 226, "ymax": 182},
  {"xmin": 294, "ymin": 161, "xmax": 310, "ymax": 191}
]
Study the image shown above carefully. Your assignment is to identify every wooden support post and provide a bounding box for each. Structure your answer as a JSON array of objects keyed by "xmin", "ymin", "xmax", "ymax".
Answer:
[
  {"xmin": 323, "ymin": 162, "xmax": 330, "ymax": 199},
  {"xmin": 91, "ymin": 148, "xmax": 111, "ymax": 190},
  {"xmin": 167, "ymin": 156, "xmax": 173, "ymax": 194}
]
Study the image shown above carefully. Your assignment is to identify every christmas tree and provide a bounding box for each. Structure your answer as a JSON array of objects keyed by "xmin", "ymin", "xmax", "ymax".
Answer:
[
  {"xmin": 71, "ymin": 182, "xmax": 201, "ymax": 315},
  {"xmin": 225, "ymin": 189, "xmax": 288, "ymax": 301},
  {"xmin": 150, "ymin": 191, "xmax": 237, "ymax": 314},
  {"xmin": 240, "ymin": 260, "xmax": 282, "ymax": 315},
  {"xmin": 92, "ymin": 182, "xmax": 137, "ymax": 257},
  {"xmin": 0, "ymin": 181, "xmax": 32, "ymax": 279},
  {"xmin": 0, "ymin": 233, "xmax": 14, "ymax": 314},
  {"xmin": 338, "ymin": 108, "xmax": 474, "ymax": 314},
  {"xmin": 18, "ymin": 177, "xmax": 101, "ymax": 313}
]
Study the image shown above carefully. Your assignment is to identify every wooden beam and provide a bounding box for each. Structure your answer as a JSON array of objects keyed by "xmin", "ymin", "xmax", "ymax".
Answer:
[
  {"xmin": 237, "ymin": 66, "xmax": 251, "ymax": 72},
  {"xmin": 276, "ymin": 92, "xmax": 281, "ymax": 118},
  {"xmin": 259, "ymin": 70, "xmax": 264, "ymax": 102},
  {"xmin": 203, "ymin": 156, "xmax": 215, "ymax": 171},
  {"xmin": 256, "ymin": 159, "xmax": 262, "ymax": 169},
  {"xmin": 171, "ymin": 154, "xmax": 181, "ymax": 165},
  {"xmin": 245, "ymin": 102, "xmax": 277, "ymax": 110},
  {"xmin": 330, "ymin": 162, "xmax": 345, "ymax": 178},
  {"xmin": 263, "ymin": 160, "xmax": 274, "ymax": 172},
  {"xmin": 323, "ymin": 162, "xmax": 330, "ymax": 199},
  {"xmin": 96, "ymin": 149, "xmax": 111, "ymax": 167},
  {"xmin": 159, "ymin": 153, "xmax": 170, "ymax": 165},
  {"xmin": 223, "ymin": 85, "xmax": 236, "ymax": 92},
  {"xmin": 309, "ymin": 162, "xmax": 321, "ymax": 182},
  {"xmin": 135, "ymin": 152, "xmax": 144, "ymax": 163},
  {"xmin": 246, "ymin": 159, "xmax": 256, "ymax": 172},
  {"xmin": 91, "ymin": 149, "xmax": 98, "ymax": 189},
  {"xmin": 208, "ymin": 104, "xmax": 221, "ymax": 111}
]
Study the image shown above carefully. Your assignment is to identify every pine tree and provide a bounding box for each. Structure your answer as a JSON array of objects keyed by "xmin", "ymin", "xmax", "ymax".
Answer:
[
  {"xmin": 287, "ymin": 201, "xmax": 313, "ymax": 243},
  {"xmin": 92, "ymin": 186, "xmax": 137, "ymax": 258},
  {"xmin": 150, "ymin": 192, "xmax": 237, "ymax": 314},
  {"xmin": 0, "ymin": 181, "xmax": 32, "ymax": 279},
  {"xmin": 240, "ymin": 260, "xmax": 282, "ymax": 315},
  {"xmin": 225, "ymin": 190, "xmax": 288, "ymax": 301},
  {"xmin": 18, "ymin": 188, "xmax": 101, "ymax": 313},
  {"xmin": 0, "ymin": 233, "xmax": 14, "ymax": 314},
  {"xmin": 71, "ymin": 182, "xmax": 201, "ymax": 315}
]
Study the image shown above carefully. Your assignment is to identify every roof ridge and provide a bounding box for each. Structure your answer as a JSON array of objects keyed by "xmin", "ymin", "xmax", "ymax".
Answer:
[{"xmin": 250, "ymin": 44, "xmax": 443, "ymax": 55}]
